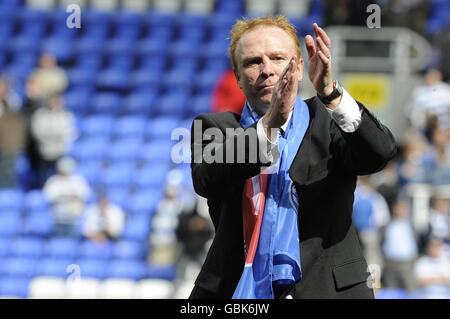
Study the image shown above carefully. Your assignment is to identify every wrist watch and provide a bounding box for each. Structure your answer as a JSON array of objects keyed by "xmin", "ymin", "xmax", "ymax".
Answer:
[{"xmin": 317, "ymin": 79, "xmax": 343, "ymax": 104}]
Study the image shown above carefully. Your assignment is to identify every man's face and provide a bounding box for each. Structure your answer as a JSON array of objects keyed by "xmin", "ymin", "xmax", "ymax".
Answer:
[{"xmin": 235, "ymin": 26, "xmax": 303, "ymax": 115}]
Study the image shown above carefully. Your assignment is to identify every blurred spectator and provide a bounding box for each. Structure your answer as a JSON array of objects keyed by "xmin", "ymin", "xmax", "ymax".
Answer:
[
  {"xmin": 43, "ymin": 157, "xmax": 91, "ymax": 237},
  {"xmin": 382, "ymin": 199, "xmax": 418, "ymax": 291},
  {"xmin": 397, "ymin": 130, "xmax": 437, "ymax": 186},
  {"xmin": 414, "ymin": 238, "xmax": 450, "ymax": 296},
  {"xmin": 324, "ymin": 0, "xmax": 349, "ymax": 26},
  {"xmin": 408, "ymin": 69, "xmax": 450, "ymax": 132},
  {"xmin": 380, "ymin": 0, "xmax": 428, "ymax": 35},
  {"xmin": 176, "ymin": 196, "xmax": 213, "ymax": 281},
  {"xmin": 429, "ymin": 196, "xmax": 450, "ymax": 242},
  {"xmin": 149, "ymin": 184, "xmax": 184, "ymax": 266},
  {"xmin": 29, "ymin": 94, "xmax": 77, "ymax": 188},
  {"xmin": 28, "ymin": 53, "xmax": 68, "ymax": 99},
  {"xmin": 212, "ymin": 69, "xmax": 246, "ymax": 114},
  {"xmin": 0, "ymin": 78, "xmax": 26, "ymax": 188},
  {"xmin": 435, "ymin": 22, "xmax": 450, "ymax": 82},
  {"xmin": 353, "ymin": 175, "xmax": 390, "ymax": 269},
  {"xmin": 83, "ymin": 193, "xmax": 125, "ymax": 243}
]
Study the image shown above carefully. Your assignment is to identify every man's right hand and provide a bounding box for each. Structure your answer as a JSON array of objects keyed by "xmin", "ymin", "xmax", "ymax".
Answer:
[{"xmin": 262, "ymin": 56, "xmax": 299, "ymax": 135}]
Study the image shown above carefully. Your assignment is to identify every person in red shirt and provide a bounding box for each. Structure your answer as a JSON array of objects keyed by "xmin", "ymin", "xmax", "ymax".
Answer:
[{"xmin": 212, "ymin": 69, "xmax": 246, "ymax": 114}]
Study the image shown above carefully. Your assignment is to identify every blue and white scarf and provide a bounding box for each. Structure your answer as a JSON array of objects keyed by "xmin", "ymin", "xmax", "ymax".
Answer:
[{"xmin": 233, "ymin": 98, "xmax": 309, "ymax": 299}]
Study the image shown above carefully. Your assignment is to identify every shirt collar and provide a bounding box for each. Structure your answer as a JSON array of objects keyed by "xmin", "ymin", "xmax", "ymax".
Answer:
[{"xmin": 246, "ymin": 102, "xmax": 293, "ymax": 133}]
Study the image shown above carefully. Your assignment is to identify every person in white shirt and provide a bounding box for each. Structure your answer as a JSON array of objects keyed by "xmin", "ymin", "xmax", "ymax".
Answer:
[
  {"xmin": 30, "ymin": 94, "xmax": 78, "ymax": 187},
  {"xmin": 415, "ymin": 238, "xmax": 450, "ymax": 297},
  {"xmin": 83, "ymin": 194, "xmax": 125, "ymax": 243},
  {"xmin": 43, "ymin": 157, "xmax": 90, "ymax": 237}
]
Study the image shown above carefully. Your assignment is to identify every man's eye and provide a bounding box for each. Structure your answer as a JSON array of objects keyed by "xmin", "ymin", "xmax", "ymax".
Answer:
[{"xmin": 244, "ymin": 61, "xmax": 258, "ymax": 67}]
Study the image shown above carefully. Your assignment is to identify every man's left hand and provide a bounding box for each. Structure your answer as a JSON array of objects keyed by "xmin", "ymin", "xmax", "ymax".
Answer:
[{"xmin": 305, "ymin": 23, "xmax": 339, "ymax": 106}]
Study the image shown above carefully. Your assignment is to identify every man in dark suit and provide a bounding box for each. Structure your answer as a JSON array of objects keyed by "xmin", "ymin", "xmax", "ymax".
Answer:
[{"xmin": 189, "ymin": 16, "xmax": 397, "ymax": 299}]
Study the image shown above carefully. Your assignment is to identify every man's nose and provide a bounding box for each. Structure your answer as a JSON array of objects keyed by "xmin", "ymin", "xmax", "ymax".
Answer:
[{"xmin": 260, "ymin": 57, "xmax": 274, "ymax": 77}]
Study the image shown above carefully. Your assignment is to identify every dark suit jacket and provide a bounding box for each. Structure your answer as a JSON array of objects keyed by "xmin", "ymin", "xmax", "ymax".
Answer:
[{"xmin": 189, "ymin": 97, "xmax": 397, "ymax": 299}]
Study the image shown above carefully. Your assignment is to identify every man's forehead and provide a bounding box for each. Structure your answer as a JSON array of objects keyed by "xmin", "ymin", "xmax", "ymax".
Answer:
[{"xmin": 236, "ymin": 25, "xmax": 295, "ymax": 57}]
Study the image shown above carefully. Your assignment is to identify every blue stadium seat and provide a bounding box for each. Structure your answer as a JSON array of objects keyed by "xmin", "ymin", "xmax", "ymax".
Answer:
[
  {"xmin": 105, "ymin": 187, "xmax": 129, "ymax": 209},
  {"xmin": 0, "ymin": 189, "xmax": 23, "ymax": 211},
  {"xmin": 168, "ymin": 40, "xmax": 201, "ymax": 58},
  {"xmin": 74, "ymin": 258, "xmax": 107, "ymax": 279},
  {"xmin": 134, "ymin": 165, "xmax": 170, "ymax": 189},
  {"xmin": 139, "ymin": 141, "xmax": 174, "ymax": 163},
  {"xmin": 64, "ymin": 89, "xmax": 93, "ymax": 115},
  {"xmin": 42, "ymin": 36, "xmax": 75, "ymax": 64},
  {"xmin": 0, "ymin": 238, "xmax": 9, "ymax": 258},
  {"xmin": 190, "ymin": 93, "xmax": 213, "ymax": 116},
  {"xmin": 156, "ymin": 91, "xmax": 190, "ymax": 116},
  {"xmin": 81, "ymin": 115, "xmax": 114, "ymax": 137},
  {"xmin": 77, "ymin": 137, "xmax": 110, "ymax": 161},
  {"xmin": 23, "ymin": 190, "xmax": 49, "ymax": 213},
  {"xmin": 195, "ymin": 67, "xmax": 225, "ymax": 93},
  {"xmin": 200, "ymin": 38, "xmax": 229, "ymax": 59},
  {"xmin": 22, "ymin": 211, "xmax": 54, "ymax": 237},
  {"xmin": 0, "ymin": 25, "xmax": 13, "ymax": 47},
  {"xmin": 0, "ymin": 0, "xmax": 21, "ymax": 12},
  {"xmin": 106, "ymin": 260, "xmax": 148, "ymax": 280},
  {"xmin": 376, "ymin": 288, "xmax": 408, "ymax": 299},
  {"xmin": 101, "ymin": 163, "xmax": 135, "ymax": 188},
  {"xmin": 83, "ymin": 9, "xmax": 113, "ymax": 28},
  {"xmin": 112, "ymin": 240, "xmax": 146, "ymax": 260},
  {"xmin": 0, "ymin": 213, "xmax": 21, "ymax": 238},
  {"xmin": 130, "ymin": 69, "xmax": 161, "ymax": 90},
  {"xmin": 208, "ymin": 12, "xmax": 239, "ymax": 30},
  {"xmin": 177, "ymin": 25, "xmax": 205, "ymax": 42},
  {"xmin": 137, "ymin": 38, "xmax": 168, "ymax": 57},
  {"xmin": 145, "ymin": 116, "xmax": 180, "ymax": 140},
  {"xmin": 3, "ymin": 64, "xmax": 34, "ymax": 83},
  {"xmin": 17, "ymin": 7, "xmax": 49, "ymax": 24},
  {"xmin": 115, "ymin": 10, "xmax": 145, "ymax": 27},
  {"xmin": 113, "ymin": 116, "xmax": 147, "ymax": 138},
  {"xmin": 146, "ymin": 11, "xmax": 176, "ymax": 30},
  {"xmin": 106, "ymin": 138, "xmax": 142, "ymax": 162},
  {"xmin": 162, "ymin": 68, "xmax": 195, "ymax": 90},
  {"xmin": 36, "ymin": 258, "xmax": 74, "ymax": 278},
  {"xmin": 121, "ymin": 90, "xmax": 156, "ymax": 115},
  {"xmin": 45, "ymin": 237, "xmax": 80, "ymax": 259},
  {"xmin": 122, "ymin": 215, "xmax": 151, "ymax": 241},
  {"xmin": 126, "ymin": 193, "xmax": 160, "ymax": 217},
  {"xmin": 147, "ymin": 264, "xmax": 177, "ymax": 281},
  {"xmin": 76, "ymin": 36, "xmax": 105, "ymax": 56},
  {"xmin": 114, "ymin": 24, "xmax": 142, "ymax": 41},
  {"xmin": 75, "ymin": 53, "xmax": 103, "ymax": 71},
  {"xmin": 97, "ymin": 68, "xmax": 131, "ymax": 91},
  {"xmin": 8, "ymin": 34, "xmax": 40, "ymax": 54},
  {"xmin": 91, "ymin": 93, "xmax": 122, "ymax": 114},
  {"xmin": 68, "ymin": 68, "xmax": 97, "ymax": 92},
  {"xmin": 0, "ymin": 277, "xmax": 30, "ymax": 298},
  {"xmin": 108, "ymin": 54, "xmax": 135, "ymax": 71},
  {"xmin": 0, "ymin": 257, "xmax": 37, "ymax": 278},
  {"xmin": 76, "ymin": 160, "xmax": 103, "ymax": 187},
  {"xmin": 178, "ymin": 13, "xmax": 207, "ymax": 29},
  {"xmin": 78, "ymin": 241, "xmax": 113, "ymax": 260},
  {"xmin": 10, "ymin": 238, "xmax": 45, "ymax": 259},
  {"xmin": 138, "ymin": 55, "xmax": 166, "ymax": 73}
]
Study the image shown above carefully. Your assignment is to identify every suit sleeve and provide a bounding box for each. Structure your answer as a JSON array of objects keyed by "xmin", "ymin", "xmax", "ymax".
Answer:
[
  {"xmin": 191, "ymin": 114, "xmax": 272, "ymax": 199},
  {"xmin": 331, "ymin": 102, "xmax": 397, "ymax": 175}
]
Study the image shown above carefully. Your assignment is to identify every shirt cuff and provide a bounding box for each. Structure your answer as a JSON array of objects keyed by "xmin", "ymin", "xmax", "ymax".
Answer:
[
  {"xmin": 325, "ymin": 88, "xmax": 362, "ymax": 133},
  {"xmin": 256, "ymin": 118, "xmax": 279, "ymax": 163}
]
